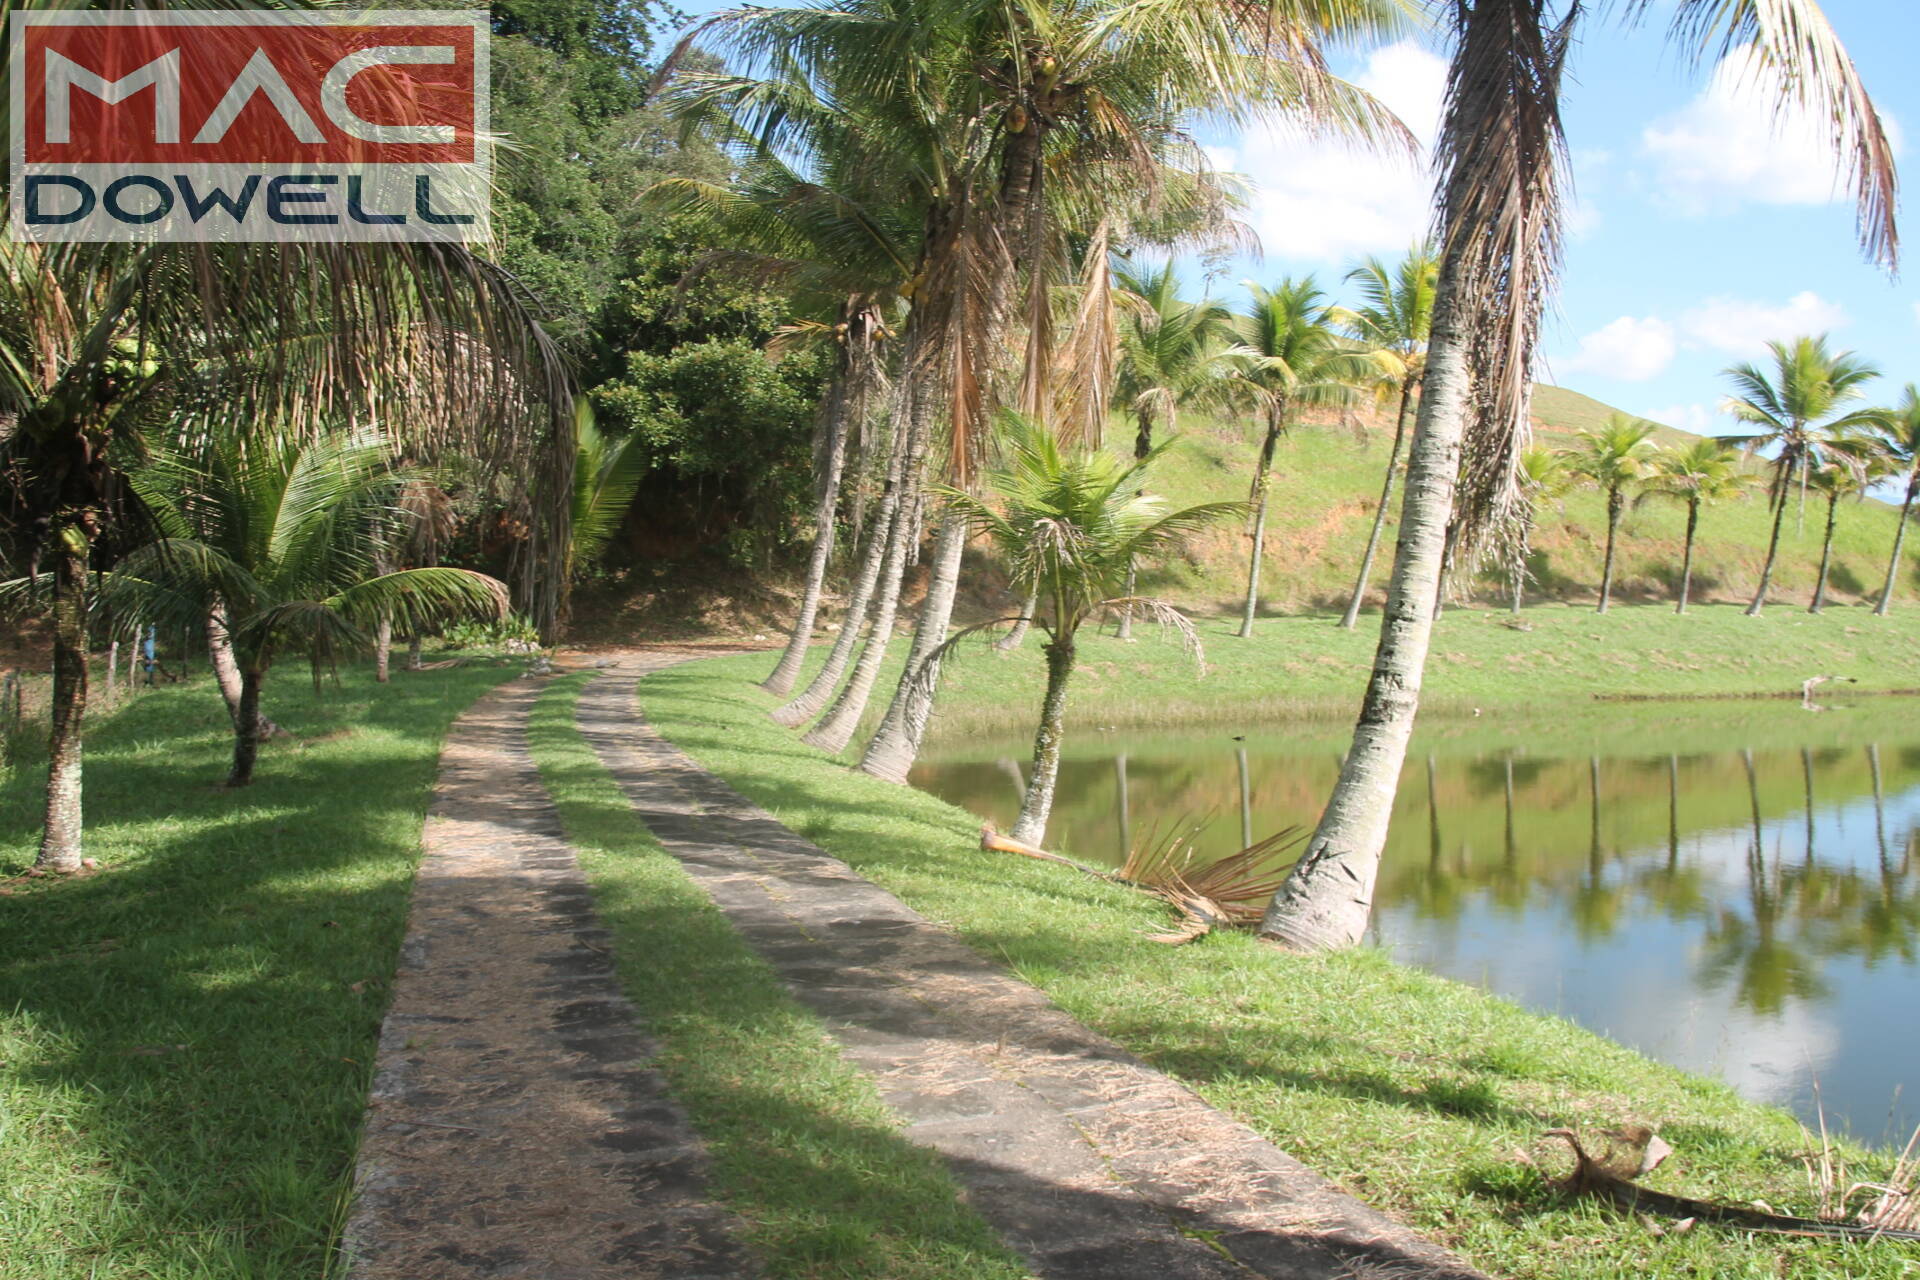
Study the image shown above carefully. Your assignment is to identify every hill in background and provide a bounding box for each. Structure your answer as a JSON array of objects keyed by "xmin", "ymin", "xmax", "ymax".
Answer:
[{"xmin": 1063, "ymin": 383, "xmax": 1913, "ymax": 619}]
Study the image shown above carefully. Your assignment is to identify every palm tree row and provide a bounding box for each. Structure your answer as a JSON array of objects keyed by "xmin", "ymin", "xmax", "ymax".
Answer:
[{"xmin": 673, "ymin": 0, "xmax": 1903, "ymax": 949}]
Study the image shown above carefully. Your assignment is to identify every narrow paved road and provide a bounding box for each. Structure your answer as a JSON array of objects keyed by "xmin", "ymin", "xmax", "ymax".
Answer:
[
  {"xmin": 344, "ymin": 660, "xmax": 1488, "ymax": 1280},
  {"xmin": 341, "ymin": 678, "xmax": 759, "ymax": 1280}
]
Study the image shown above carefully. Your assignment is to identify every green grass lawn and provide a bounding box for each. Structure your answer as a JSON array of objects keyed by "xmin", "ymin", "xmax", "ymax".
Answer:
[
  {"xmin": 527, "ymin": 675, "xmax": 1029, "ymax": 1280},
  {"xmin": 902, "ymin": 601, "xmax": 1920, "ymax": 736},
  {"xmin": 642, "ymin": 652, "xmax": 1920, "ymax": 1280},
  {"xmin": 0, "ymin": 663, "xmax": 514, "ymax": 1279}
]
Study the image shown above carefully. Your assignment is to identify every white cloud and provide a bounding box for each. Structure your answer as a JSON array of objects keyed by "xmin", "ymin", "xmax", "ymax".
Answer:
[
  {"xmin": 1641, "ymin": 46, "xmax": 1901, "ymax": 215},
  {"xmin": 1641, "ymin": 403, "xmax": 1718, "ymax": 435},
  {"xmin": 1213, "ymin": 41, "xmax": 1446, "ymax": 261},
  {"xmin": 1562, "ymin": 315, "xmax": 1676, "ymax": 382},
  {"xmin": 1680, "ymin": 291, "xmax": 1849, "ymax": 354}
]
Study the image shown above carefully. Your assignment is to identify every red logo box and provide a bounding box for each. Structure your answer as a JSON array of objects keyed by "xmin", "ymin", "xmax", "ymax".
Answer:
[{"xmin": 9, "ymin": 10, "xmax": 490, "ymax": 242}]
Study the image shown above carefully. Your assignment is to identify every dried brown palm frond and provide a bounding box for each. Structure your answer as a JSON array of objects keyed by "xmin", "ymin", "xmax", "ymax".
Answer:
[
  {"xmin": 1123, "ymin": 822, "xmax": 1303, "ymax": 925},
  {"xmin": 1432, "ymin": 0, "xmax": 1573, "ymax": 581}
]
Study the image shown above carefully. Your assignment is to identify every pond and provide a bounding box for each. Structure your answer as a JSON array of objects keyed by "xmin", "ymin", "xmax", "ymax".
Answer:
[{"xmin": 914, "ymin": 699, "xmax": 1920, "ymax": 1145}]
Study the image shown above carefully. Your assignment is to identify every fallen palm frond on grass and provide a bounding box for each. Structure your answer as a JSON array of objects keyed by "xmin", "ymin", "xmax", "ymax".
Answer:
[
  {"xmin": 980, "ymin": 822, "xmax": 1300, "ymax": 943},
  {"xmin": 1543, "ymin": 1126, "xmax": 1920, "ymax": 1244}
]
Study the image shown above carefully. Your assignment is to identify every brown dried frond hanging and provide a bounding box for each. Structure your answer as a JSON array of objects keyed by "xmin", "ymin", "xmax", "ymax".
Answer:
[{"xmin": 1433, "ymin": 0, "xmax": 1575, "ymax": 582}]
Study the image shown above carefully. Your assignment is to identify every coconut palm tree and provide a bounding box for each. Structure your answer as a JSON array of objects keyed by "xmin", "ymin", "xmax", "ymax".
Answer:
[
  {"xmin": 1722, "ymin": 335, "xmax": 1882, "ymax": 615},
  {"xmin": 646, "ymin": 134, "xmax": 918, "ymax": 697},
  {"xmin": 1566, "ymin": 415, "xmax": 1659, "ymax": 613},
  {"xmin": 1336, "ymin": 242, "xmax": 1439, "ymax": 629},
  {"xmin": 1509, "ymin": 443, "xmax": 1571, "ymax": 612},
  {"xmin": 1870, "ymin": 385, "xmax": 1920, "ymax": 615},
  {"xmin": 936, "ymin": 415, "xmax": 1238, "ymax": 844},
  {"xmin": 1225, "ymin": 277, "xmax": 1377, "ymax": 636},
  {"xmin": 1647, "ymin": 438, "xmax": 1749, "ymax": 614},
  {"xmin": 89, "ymin": 432, "xmax": 512, "ymax": 787},
  {"xmin": 0, "ymin": 239, "xmax": 566, "ymax": 875},
  {"xmin": 1108, "ymin": 260, "xmax": 1232, "ymax": 640},
  {"xmin": 1259, "ymin": 0, "xmax": 1897, "ymax": 954},
  {"xmin": 1806, "ymin": 441, "xmax": 1888, "ymax": 613},
  {"xmin": 567, "ymin": 403, "xmax": 650, "ymax": 586}
]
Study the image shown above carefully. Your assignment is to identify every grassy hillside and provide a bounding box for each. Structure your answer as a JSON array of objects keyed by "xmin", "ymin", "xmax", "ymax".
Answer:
[{"xmin": 1058, "ymin": 384, "xmax": 1915, "ymax": 619}]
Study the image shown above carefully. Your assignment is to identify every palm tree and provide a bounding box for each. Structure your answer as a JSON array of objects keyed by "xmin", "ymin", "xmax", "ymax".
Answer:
[
  {"xmin": 96, "ymin": 433, "xmax": 512, "ymax": 787},
  {"xmin": 1870, "ymin": 385, "xmax": 1920, "ymax": 615},
  {"xmin": 1647, "ymin": 438, "xmax": 1749, "ymax": 614},
  {"xmin": 1109, "ymin": 261, "xmax": 1231, "ymax": 640},
  {"xmin": 1509, "ymin": 443, "xmax": 1570, "ymax": 612},
  {"xmin": 1566, "ymin": 415, "xmax": 1658, "ymax": 613},
  {"xmin": 647, "ymin": 133, "xmax": 917, "ymax": 697},
  {"xmin": 1259, "ymin": 0, "xmax": 1897, "ymax": 953},
  {"xmin": 567, "ymin": 403, "xmax": 651, "ymax": 586},
  {"xmin": 683, "ymin": 0, "xmax": 1405, "ymax": 755},
  {"xmin": 1336, "ymin": 242, "xmax": 1439, "ymax": 629},
  {"xmin": 937, "ymin": 416, "xmax": 1238, "ymax": 844},
  {"xmin": 1226, "ymin": 278, "xmax": 1375, "ymax": 636},
  {"xmin": 1722, "ymin": 335, "xmax": 1882, "ymax": 615},
  {"xmin": 1806, "ymin": 442, "xmax": 1887, "ymax": 613},
  {"xmin": 0, "ymin": 239, "xmax": 566, "ymax": 875}
]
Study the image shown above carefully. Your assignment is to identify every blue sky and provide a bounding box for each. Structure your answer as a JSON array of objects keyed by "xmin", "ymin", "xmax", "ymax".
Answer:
[{"xmin": 667, "ymin": 2, "xmax": 1920, "ymax": 434}]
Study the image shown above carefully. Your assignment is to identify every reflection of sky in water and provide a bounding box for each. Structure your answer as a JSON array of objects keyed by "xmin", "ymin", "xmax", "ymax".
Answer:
[
  {"xmin": 1377, "ymin": 773, "xmax": 1920, "ymax": 1143},
  {"xmin": 918, "ymin": 726, "xmax": 1920, "ymax": 1144}
]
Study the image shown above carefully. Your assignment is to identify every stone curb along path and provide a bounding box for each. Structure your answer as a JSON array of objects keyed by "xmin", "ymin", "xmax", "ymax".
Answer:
[
  {"xmin": 581, "ymin": 658, "xmax": 1491, "ymax": 1280},
  {"xmin": 339, "ymin": 678, "xmax": 761, "ymax": 1280}
]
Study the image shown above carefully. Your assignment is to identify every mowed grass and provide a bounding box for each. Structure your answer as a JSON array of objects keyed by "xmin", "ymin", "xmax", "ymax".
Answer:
[
  {"xmin": 873, "ymin": 601, "xmax": 1920, "ymax": 737},
  {"xmin": 642, "ymin": 652, "xmax": 1920, "ymax": 1280},
  {"xmin": 0, "ymin": 663, "xmax": 513, "ymax": 1279},
  {"xmin": 525, "ymin": 673, "xmax": 1030, "ymax": 1280}
]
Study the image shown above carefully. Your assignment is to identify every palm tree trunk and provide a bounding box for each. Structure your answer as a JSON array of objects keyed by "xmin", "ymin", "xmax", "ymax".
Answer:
[
  {"xmin": 375, "ymin": 613, "xmax": 392, "ymax": 683},
  {"xmin": 1339, "ymin": 382, "xmax": 1414, "ymax": 629},
  {"xmin": 763, "ymin": 344, "xmax": 859, "ymax": 696},
  {"xmin": 804, "ymin": 488, "xmax": 919, "ymax": 754},
  {"xmin": 406, "ymin": 632, "xmax": 423, "ymax": 670},
  {"xmin": 1873, "ymin": 469, "xmax": 1918, "ymax": 616},
  {"xmin": 773, "ymin": 409, "xmax": 909, "ymax": 727},
  {"xmin": 1258, "ymin": 242, "xmax": 1474, "ymax": 953},
  {"xmin": 996, "ymin": 585, "xmax": 1038, "ymax": 651},
  {"xmin": 228, "ymin": 669, "xmax": 264, "ymax": 787},
  {"xmin": 1810, "ymin": 488, "xmax": 1839, "ymax": 613},
  {"xmin": 1597, "ymin": 486, "xmax": 1622, "ymax": 613},
  {"xmin": 209, "ymin": 603, "xmax": 281, "ymax": 738},
  {"xmin": 1009, "ymin": 637, "xmax": 1075, "ymax": 846},
  {"xmin": 37, "ymin": 528, "xmax": 90, "ymax": 873},
  {"xmin": 1238, "ymin": 410, "xmax": 1284, "ymax": 638},
  {"xmin": 1117, "ymin": 407, "xmax": 1154, "ymax": 642},
  {"xmin": 1676, "ymin": 499, "xmax": 1699, "ymax": 614},
  {"xmin": 1747, "ymin": 481, "xmax": 1791, "ymax": 616},
  {"xmin": 859, "ymin": 509, "xmax": 969, "ymax": 782}
]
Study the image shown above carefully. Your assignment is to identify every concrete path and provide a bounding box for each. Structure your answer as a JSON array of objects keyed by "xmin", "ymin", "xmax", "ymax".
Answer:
[
  {"xmin": 581, "ymin": 659, "xmax": 1488, "ymax": 1280},
  {"xmin": 340, "ymin": 679, "xmax": 759, "ymax": 1280}
]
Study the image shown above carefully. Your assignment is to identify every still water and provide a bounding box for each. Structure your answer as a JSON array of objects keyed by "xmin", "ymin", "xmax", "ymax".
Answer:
[{"xmin": 913, "ymin": 700, "xmax": 1920, "ymax": 1144}]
